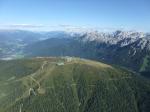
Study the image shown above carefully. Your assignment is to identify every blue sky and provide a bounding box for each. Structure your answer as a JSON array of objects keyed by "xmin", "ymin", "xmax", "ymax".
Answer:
[{"xmin": 0, "ymin": 0, "xmax": 150, "ymax": 32}]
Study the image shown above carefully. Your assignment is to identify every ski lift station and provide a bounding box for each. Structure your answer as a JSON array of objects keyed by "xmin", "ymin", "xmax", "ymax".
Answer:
[
  {"xmin": 66, "ymin": 57, "xmax": 72, "ymax": 62},
  {"xmin": 57, "ymin": 62, "xmax": 64, "ymax": 66}
]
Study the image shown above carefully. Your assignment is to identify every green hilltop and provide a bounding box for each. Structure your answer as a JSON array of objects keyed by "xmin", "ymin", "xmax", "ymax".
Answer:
[{"xmin": 0, "ymin": 57, "xmax": 150, "ymax": 112}]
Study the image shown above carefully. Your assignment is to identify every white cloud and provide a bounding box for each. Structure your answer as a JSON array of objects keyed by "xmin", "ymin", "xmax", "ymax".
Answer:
[{"xmin": 1, "ymin": 24, "xmax": 45, "ymax": 28}]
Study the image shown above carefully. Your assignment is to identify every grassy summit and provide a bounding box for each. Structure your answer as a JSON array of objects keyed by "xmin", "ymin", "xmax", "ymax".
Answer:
[{"xmin": 0, "ymin": 57, "xmax": 150, "ymax": 112}]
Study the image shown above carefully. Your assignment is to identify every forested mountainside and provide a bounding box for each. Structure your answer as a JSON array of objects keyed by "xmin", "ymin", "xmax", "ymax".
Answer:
[{"xmin": 0, "ymin": 57, "xmax": 150, "ymax": 112}]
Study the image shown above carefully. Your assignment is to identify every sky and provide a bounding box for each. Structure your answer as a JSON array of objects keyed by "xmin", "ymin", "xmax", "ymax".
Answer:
[{"xmin": 0, "ymin": 0, "xmax": 150, "ymax": 32}]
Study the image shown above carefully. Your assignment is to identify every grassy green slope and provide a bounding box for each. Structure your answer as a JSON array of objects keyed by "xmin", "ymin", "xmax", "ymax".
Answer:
[
  {"xmin": 0, "ymin": 57, "xmax": 150, "ymax": 112},
  {"xmin": 140, "ymin": 55, "xmax": 150, "ymax": 78}
]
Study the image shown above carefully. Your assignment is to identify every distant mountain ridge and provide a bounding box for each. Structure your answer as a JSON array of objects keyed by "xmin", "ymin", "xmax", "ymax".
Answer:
[
  {"xmin": 23, "ymin": 30, "xmax": 150, "ymax": 77},
  {"xmin": 0, "ymin": 29, "xmax": 150, "ymax": 77},
  {"xmin": 0, "ymin": 30, "xmax": 68, "ymax": 59}
]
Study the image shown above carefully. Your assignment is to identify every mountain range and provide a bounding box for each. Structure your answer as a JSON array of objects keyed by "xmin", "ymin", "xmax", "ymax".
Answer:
[
  {"xmin": 0, "ymin": 30, "xmax": 150, "ymax": 112},
  {"xmin": 21, "ymin": 30, "xmax": 150, "ymax": 78},
  {"xmin": 0, "ymin": 29, "xmax": 150, "ymax": 77}
]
